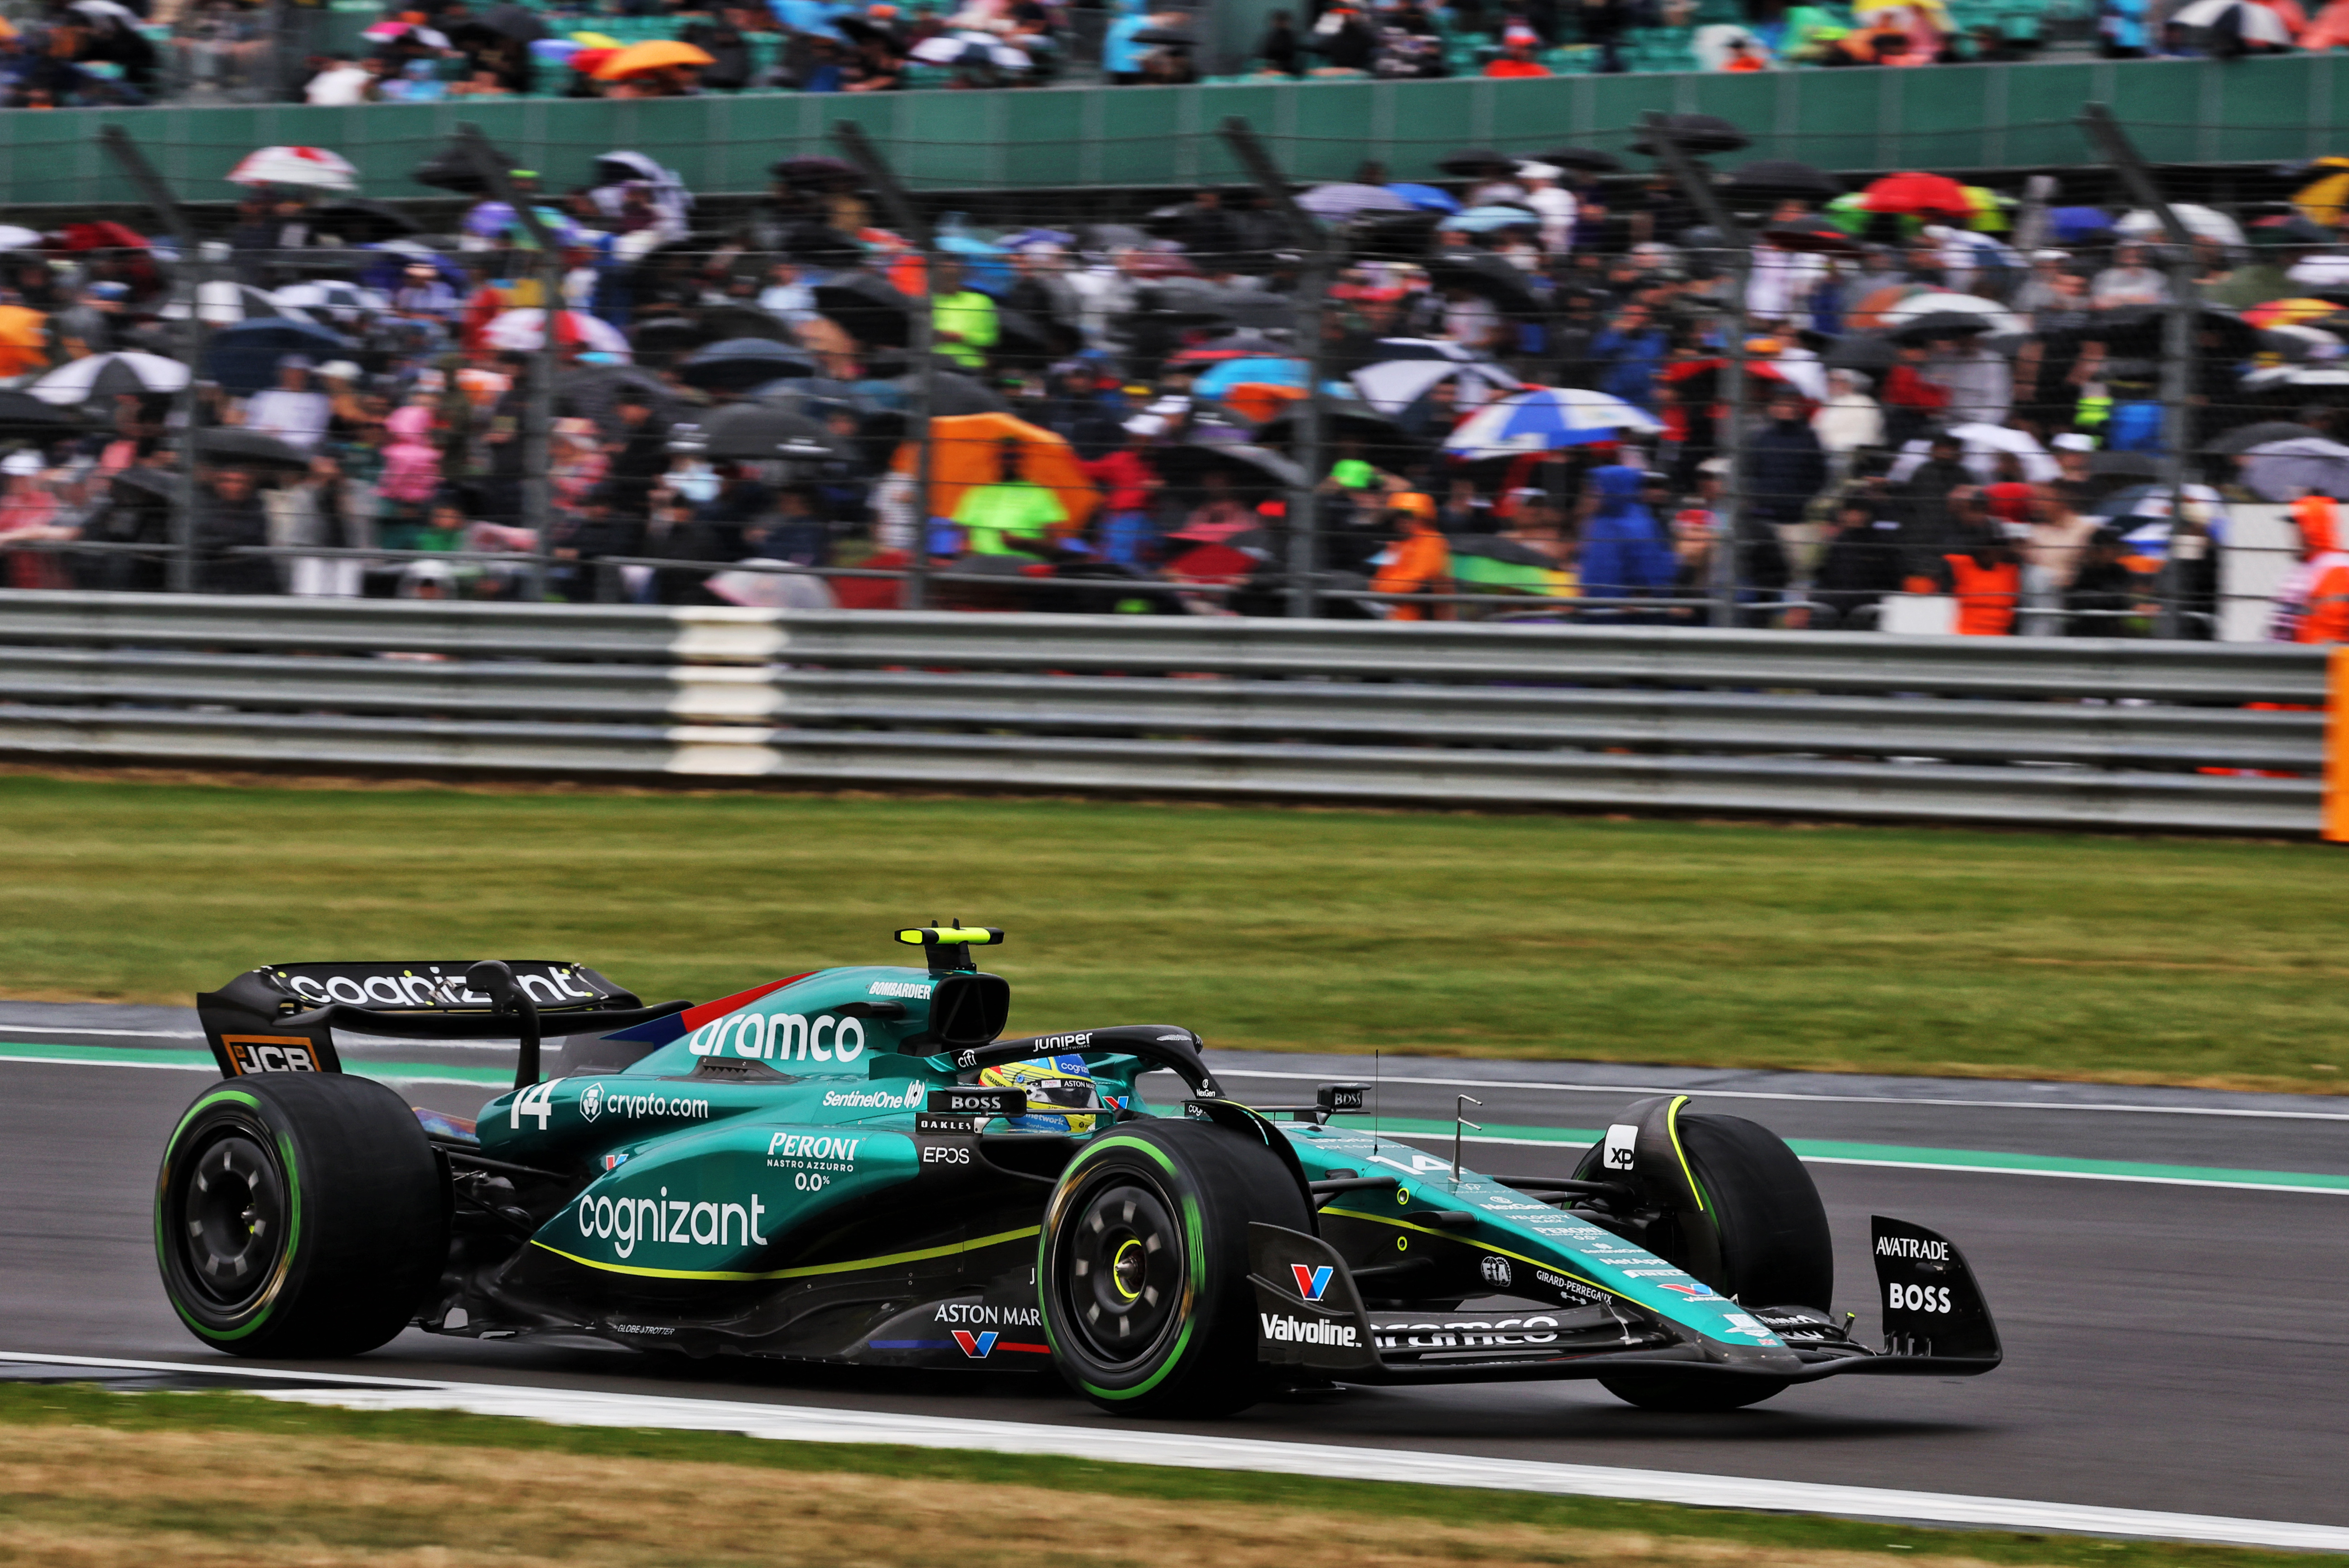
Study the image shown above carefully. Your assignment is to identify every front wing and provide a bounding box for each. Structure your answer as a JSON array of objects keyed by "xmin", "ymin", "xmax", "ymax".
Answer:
[{"xmin": 1249, "ymin": 1216, "xmax": 2003, "ymax": 1388}]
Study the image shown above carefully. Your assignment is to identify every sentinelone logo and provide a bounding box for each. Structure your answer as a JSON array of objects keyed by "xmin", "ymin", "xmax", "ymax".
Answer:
[{"xmin": 1259, "ymin": 1313, "xmax": 1358, "ymax": 1347}]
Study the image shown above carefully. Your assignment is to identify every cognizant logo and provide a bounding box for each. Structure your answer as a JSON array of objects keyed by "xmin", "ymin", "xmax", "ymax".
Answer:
[
  {"xmin": 577, "ymin": 1187, "xmax": 768, "ymax": 1259},
  {"xmin": 687, "ymin": 1011, "xmax": 866, "ymax": 1063}
]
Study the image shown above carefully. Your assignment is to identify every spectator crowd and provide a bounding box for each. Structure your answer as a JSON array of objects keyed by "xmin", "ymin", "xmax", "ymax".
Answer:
[{"xmin": 8, "ymin": 128, "xmax": 2349, "ymax": 641}]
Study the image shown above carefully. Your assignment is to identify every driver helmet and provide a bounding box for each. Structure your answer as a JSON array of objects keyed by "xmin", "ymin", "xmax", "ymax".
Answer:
[{"xmin": 979, "ymin": 1053, "xmax": 1105, "ymax": 1134}]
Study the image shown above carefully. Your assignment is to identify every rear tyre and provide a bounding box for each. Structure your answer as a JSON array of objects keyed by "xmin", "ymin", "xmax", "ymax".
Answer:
[
  {"xmin": 156, "ymin": 1075, "xmax": 449, "ymax": 1358},
  {"xmin": 1039, "ymin": 1119, "xmax": 1311, "ymax": 1418},
  {"xmin": 1581, "ymin": 1112, "xmax": 1831, "ymax": 1414}
]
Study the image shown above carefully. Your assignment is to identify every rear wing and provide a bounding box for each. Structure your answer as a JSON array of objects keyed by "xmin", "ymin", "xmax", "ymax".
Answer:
[{"xmin": 196, "ymin": 961, "xmax": 688, "ymax": 1081}]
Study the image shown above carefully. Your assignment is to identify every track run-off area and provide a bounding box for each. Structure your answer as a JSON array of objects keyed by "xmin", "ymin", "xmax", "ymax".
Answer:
[{"xmin": 2, "ymin": 1004, "xmax": 2343, "ymax": 1549}]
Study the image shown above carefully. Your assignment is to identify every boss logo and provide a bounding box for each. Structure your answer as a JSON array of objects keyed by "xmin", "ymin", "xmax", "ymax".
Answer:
[
  {"xmin": 924, "ymin": 1087, "xmax": 1025, "ymax": 1117},
  {"xmin": 223, "ymin": 1036, "xmax": 321, "ymax": 1075}
]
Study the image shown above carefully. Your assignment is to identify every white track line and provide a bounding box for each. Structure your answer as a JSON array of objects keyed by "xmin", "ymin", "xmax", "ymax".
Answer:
[
  {"xmin": 1212, "ymin": 1067, "xmax": 2349, "ymax": 1122},
  {"xmin": 2, "ymin": 1353, "xmax": 2341, "ymax": 1552},
  {"xmin": 0, "ymin": 1026, "xmax": 202, "ymax": 1039}
]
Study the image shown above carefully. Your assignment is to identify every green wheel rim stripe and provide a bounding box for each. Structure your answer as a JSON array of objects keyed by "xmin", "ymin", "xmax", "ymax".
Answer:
[
  {"xmin": 156, "ymin": 1088, "xmax": 301, "ymax": 1341},
  {"xmin": 1052, "ymin": 1134, "xmax": 1202, "ymax": 1403}
]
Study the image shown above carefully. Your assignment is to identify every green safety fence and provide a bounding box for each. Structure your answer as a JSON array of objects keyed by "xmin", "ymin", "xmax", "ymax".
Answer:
[{"xmin": 4, "ymin": 53, "xmax": 2346, "ymax": 207}]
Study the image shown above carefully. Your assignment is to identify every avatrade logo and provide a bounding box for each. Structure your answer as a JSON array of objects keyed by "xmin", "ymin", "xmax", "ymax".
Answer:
[
  {"xmin": 951, "ymin": 1329, "xmax": 999, "ymax": 1358},
  {"xmin": 1291, "ymin": 1264, "xmax": 1333, "ymax": 1302}
]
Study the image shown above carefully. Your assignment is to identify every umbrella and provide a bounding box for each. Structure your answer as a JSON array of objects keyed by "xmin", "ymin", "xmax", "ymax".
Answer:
[
  {"xmin": 1254, "ymin": 403, "xmax": 1417, "ymax": 451},
  {"xmin": 1440, "ymin": 205, "xmax": 1542, "ymax": 235},
  {"xmin": 1760, "ymin": 218, "xmax": 1867, "ymax": 256},
  {"xmin": 1821, "ymin": 335, "xmax": 1902, "ymax": 374},
  {"xmin": 1627, "ymin": 115, "xmax": 1751, "ymax": 156},
  {"xmin": 0, "ymin": 389, "xmax": 87, "ymax": 429},
  {"xmin": 197, "ymin": 429, "xmax": 312, "ymax": 473},
  {"xmin": 1539, "ymin": 146, "xmax": 1624, "ymax": 174},
  {"xmin": 1191, "ymin": 357, "xmax": 1307, "ymax": 400},
  {"xmin": 51, "ymin": 221, "xmax": 146, "ymax": 252},
  {"xmin": 2244, "ymin": 364, "xmax": 2349, "ymax": 390},
  {"xmin": 2243, "ymin": 297, "xmax": 2349, "ymax": 328},
  {"xmin": 2203, "ymin": 420, "xmax": 2324, "ymax": 454},
  {"xmin": 888, "ymin": 370, "xmax": 1007, "ymax": 418},
  {"xmin": 1886, "ymin": 424, "xmax": 2060, "ymax": 484},
  {"xmin": 1424, "ymin": 252, "xmax": 1541, "ymax": 316},
  {"xmin": 889, "ymin": 412, "xmax": 1099, "ymax": 528},
  {"xmin": 310, "ymin": 198, "xmax": 423, "ymax": 243},
  {"xmin": 1365, "ymin": 338, "xmax": 1485, "ymax": 363},
  {"xmin": 2089, "ymin": 304, "xmax": 2264, "ymax": 363},
  {"xmin": 226, "ymin": 146, "xmax": 359, "ymax": 193},
  {"xmin": 1442, "ymin": 388, "xmax": 1663, "ymax": 457},
  {"xmin": 0, "ymin": 305, "xmax": 45, "ymax": 376},
  {"xmin": 1879, "ymin": 291, "xmax": 2027, "ymax": 337},
  {"xmin": 1388, "ymin": 183, "xmax": 1461, "ymax": 214},
  {"xmin": 705, "ymin": 564, "xmax": 837, "ymax": 612},
  {"xmin": 410, "ymin": 144, "xmax": 515, "ymax": 197},
  {"xmin": 1722, "ymin": 159, "xmax": 1840, "ymax": 203},
  {"xmin": 1437, "ymin": 147, "xmax": 1515, "ymax": 176},
  {"xmin": 0, "ymin": 225, "xmax": 42, "ymax": 249},
  {"xmin": 1890, "ymin": 311, "xmax": 1997, "ymax": 345},
  {"xmin": 1351, "ymin": 357, "xmax": 1522, "ymax": 415},
  {"xmin": 1448, "ymin": 536, "xmax": 1571, "ymax": 596},
  {"xmin": 909, "ymin": 30, "xmax": 1030, "ymax": 67},
  {"xmin": 476, "ymin": 2, "xmax": 545, "ymax": 41},
  {"xmin": 2252, "ymin": 214, "xmax": 2336, "ymax": 249},
  {"xmin": 813, "ymin": 273, "xmax": 913, "ymax": 348},
  {"xmin": 569, "ymin": 47, "xmax": 617, "ymax": 76},
  {"xmin": 2048, "ymin": 206, "xmax": 2115, "ymax": 244},
  {"xmin": 1154, "ymin": 441, "xmax": 1309, "ymax": 491},
  {"xmin": 484, "ymin": 309, "xmax": 632, "ymax": 358},
  {"xmin": 696, "ymin": 304, "xmax": 796, "ymax": 345},
  {"xmin": 1857, "ymin": 171, "xmax": 1975, "ymax": 219},
  {"xmin": 672, "ymin": 405, "xmax": 837, "ymax": 461},
  {"xmin": 677, "ymin": 338, "xmax": 820, "ymax": 392},
  {"xmin": 161, "ymin": 280, "xmax": 304, "ymax": 326},
  {"xmin": 26, "ymin": 352, "xmax": 192, "ymax": 406},
  {"xmin": 203, "ymin": 318, "xmax": 352, "ymax": 396},
  {"xmin": 629, "ymin": 316, "xmax": 707, "ymax": 362},
  {"xmin": 556, "ymin": 363, "xmax": 675, "ymax": 432},
  {"xmin": 2113, "ymin": 204, "xmax": 2246, "ymax": 249},
  {"xmin": 772, "ymin": 155, "xmax": 860, "ymax": 187},
  {"xmin": 1297, "ymin": 183, "xmax": 1414, "ymax": 222},
  {"xmin": 2242, "ymin": 436, "xmax": 2349, "ymax": 500},
  {"xmin": 2172, "ymin": 0, "xmax": 2296, "ymax": 46},
  {"xmin": 531, "ymin": 37, "xmax": 579, "ymax": 62},
  {"xmin": 593, "ymin": 39, "xmax": 714, "ymax": 78},
  {"xmin": 1168, "ymin": 329, "xmax": 1295, "ymax": 365},
  {"xmin": 363, "ymin": 19, "xmax": 450, "ymax": 45},
  {"xmin": 2286, "ymin": 254, "xmax": 2349, "ymax": 288},
  {"xmin": 271, "ymin": 280, "xmax": 387, "ymax": 321}
]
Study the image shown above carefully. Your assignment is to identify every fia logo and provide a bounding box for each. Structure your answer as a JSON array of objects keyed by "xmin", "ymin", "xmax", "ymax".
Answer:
[
  {"xmin": 1479, "ymin": 1255, "xmax": 1512, "ymax": 1287},
  {"xmin": 951, "ymin": 1329, "xmax": 998, "ymax": 1358},
  {"xmin": 1290, "ymin": 1264, "xmax": 1333, "ymax": 1303}
]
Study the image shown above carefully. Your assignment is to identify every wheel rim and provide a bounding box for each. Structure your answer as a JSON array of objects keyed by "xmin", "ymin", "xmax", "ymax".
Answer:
[
  {"xmin": 1054, "ymin": 1175, "xmax": 1185, "ymax": 1368},
  {"xmin": 175, "ymin": 1131, "xmax": 287, "ymax": 1311}
]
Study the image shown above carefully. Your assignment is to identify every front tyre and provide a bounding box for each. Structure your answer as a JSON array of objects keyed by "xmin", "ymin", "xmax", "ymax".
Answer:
[
  {"xmin": 1040, "ymin": 1119, "xmax": 1311, "ymax": 1418},
  {"xmin": 156, "ymin": 1075, "xmax": 449, "ymax": 1358}
]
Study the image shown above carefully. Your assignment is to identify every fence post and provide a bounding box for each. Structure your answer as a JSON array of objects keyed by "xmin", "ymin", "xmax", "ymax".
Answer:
[
  {"xmin": 1644, "ymin": 114, "xmax": 1750, "ymax": 628},
  {"xmin": 833, "ymin": 121, "xmax": 937, "ymax": 613},
  {"xmin": 97, "ymin": 126, "xmax": 202, "ymax": 595},
  {"xmin": 454, "ymin": 125, "xmax": 556, "ymax": 602},
  {"xmin": 2080, "ymin": 103, "xmax": 2196, "ymax": 641},
  {"xmin": 1220, "ymin": 116, "xmax": 1326, "ymax": 620}
]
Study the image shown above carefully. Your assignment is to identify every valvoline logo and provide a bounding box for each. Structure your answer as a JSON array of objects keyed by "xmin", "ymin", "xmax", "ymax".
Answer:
[
  {"xmin": 1661, "ymin": 1281, "xmax": 1718, "ymax": 1299},
  {"xmin": 951, "ymin": 1329, "xmax": 999, "ymax": 1358},
  {"xmin": 1291, "ymin": 1264, "xmax": 1333, "ymax": 1303}
]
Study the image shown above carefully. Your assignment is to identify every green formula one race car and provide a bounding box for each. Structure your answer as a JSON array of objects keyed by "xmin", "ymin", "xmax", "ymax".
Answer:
[{"xmin": 156, "ymin": 926, "xmax": 2001, "ymax": 1415}]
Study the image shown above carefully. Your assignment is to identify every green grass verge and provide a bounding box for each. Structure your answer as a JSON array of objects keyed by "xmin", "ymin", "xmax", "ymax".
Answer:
[
  {"xmin": 0, "ymin": 1382, "xmax": 2308, "ymax": 1568},
  {"xmin": 0, "ymin": 773, "xmax": 2344, "ymax": 1092}
]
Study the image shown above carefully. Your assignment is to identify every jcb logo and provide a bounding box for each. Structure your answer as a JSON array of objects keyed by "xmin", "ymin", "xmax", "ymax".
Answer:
[{"xmin": 224, "ymin": 1036, "xmax": 320, "ymax": 1075}]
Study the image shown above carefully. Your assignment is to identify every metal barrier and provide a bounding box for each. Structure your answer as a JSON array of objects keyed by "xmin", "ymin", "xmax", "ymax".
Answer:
[{"xmin": 0, "ymin": 590, "xmax": 2324, "ymax": 835}]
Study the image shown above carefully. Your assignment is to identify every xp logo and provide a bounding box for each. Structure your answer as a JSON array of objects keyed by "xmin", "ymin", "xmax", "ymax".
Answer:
[
  {"xmin": 951, "ymin": 1329, "xmax": 998, "ymax": 1358},
  {"xmin": 579, "ymin": 1082, "xmax": 604, "ymax": 1122},
  {"xmin": 1290, "ymin": 1264, "xmax": 1333, "ymax": 1303}
]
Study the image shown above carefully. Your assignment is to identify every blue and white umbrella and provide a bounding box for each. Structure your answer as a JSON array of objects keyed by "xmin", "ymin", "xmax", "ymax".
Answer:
[
  {"xmin": 1388, "ymin": 183, "xmax": 1461, "ymax": 214},
  {"xmin": 1442, "ymin": 387, "xmax": 1661, "ymax": 457},
  {"xmin": 1192, "ymin": 357, "xmax": 1308, "ymax": 399}
]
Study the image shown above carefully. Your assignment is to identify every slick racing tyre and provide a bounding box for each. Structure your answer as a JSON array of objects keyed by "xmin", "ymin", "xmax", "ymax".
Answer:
[
  {"xmin": 1581, "ymin": 1113, "xmax": 1831, "ymax": 1414},
  {"xmin": 1040, "ymin": 1119, "xmax": 1312, "ymax": 1418},
  {"xmin": 156, "ymin": 1074, "xmax": 449, "ymax": 1358}
]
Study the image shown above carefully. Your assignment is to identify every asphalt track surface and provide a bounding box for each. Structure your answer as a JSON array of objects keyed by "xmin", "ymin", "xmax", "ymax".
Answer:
[{"xmin": 3, "ymin": 1002, "xmax": 2344, "ymax": 1533}]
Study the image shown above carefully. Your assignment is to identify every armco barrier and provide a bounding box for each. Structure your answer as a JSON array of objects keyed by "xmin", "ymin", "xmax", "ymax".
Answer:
[{"xmin": 0, "ymin": 590, "xmax": 2325, "ymax": 835}]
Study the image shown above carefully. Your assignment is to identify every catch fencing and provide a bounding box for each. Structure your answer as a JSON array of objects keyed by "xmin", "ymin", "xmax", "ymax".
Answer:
[{"xmin": 0, "ymin": 589, "xmax": 2325, "ymax": 835}]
